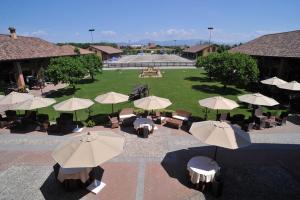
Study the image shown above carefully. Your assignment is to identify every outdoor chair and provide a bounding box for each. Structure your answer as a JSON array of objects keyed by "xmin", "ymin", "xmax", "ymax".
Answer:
[
  {"xmin": 37, "ymin": 114, "xmax": 50, "ymax": 132},
  {"xmin": 254, "ymin": 115, "xmax": 267, "ymax": 129},
  {"xmin": 143, "ymin": 126, "xmax": 149, "ymax": 138},
  {"xmin": 276, "ymin": 112, "xmax": 288, "ymax": 126},
  {"xmin": 242, "ymin": 118, "xmax": 255, "ymax": 132},
  {"xmin": 217, "ymin": 113, "xmax": 230, "ymax": 122},
  {"xmin": 172, "ymin": 109, "xmax": 192, "ymax": 121},
  {"xmin": 0, "ymin": 114, "xmax": 9, "ymax": 128},
  {"xmin": 119, "ymin": 108, "xmax": 136, "ymax": 127},
  {"xmin": 109, "ymin": 116, "xmax": 119, "ymax": 129},
  {"xmin": 56, "ymin": 113, "xmax": 74, "ymax": 133},
  {"xmin": 152, "ymin": 111, "xmax": 166, "ymax": 124},
  {"xmin": 165, "ymin": 118, "xmax": 183, "ymax": 129},
  {"xmin": 230, "ymin": 114, "xmax": 245, "ymax": 126},
  {"xmin": 21, "ymin": 110, "xmax": 37, "ymax": 124},
  {"xmin": 5, "ymin": 110, "xmax": 17, "ymax": 122}
]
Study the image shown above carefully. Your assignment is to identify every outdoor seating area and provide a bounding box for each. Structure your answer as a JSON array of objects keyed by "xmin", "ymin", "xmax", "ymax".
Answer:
[{"xmin": 0, "ymin": 75, "xmax": 299, "ymax": 199}]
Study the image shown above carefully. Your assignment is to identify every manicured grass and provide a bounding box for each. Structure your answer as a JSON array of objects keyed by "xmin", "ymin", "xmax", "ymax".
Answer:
[{"xmin": 38, "ymin": 69, "xmax": 281, "ymax": 122}]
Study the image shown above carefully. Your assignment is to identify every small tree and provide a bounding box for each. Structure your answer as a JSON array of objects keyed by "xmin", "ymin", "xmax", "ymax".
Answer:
[
  {"xmin": 79, "ymin": 54, "xmax": 102, "ymax": 81},
  {"xmin": 45, "ymin": 56, "xmax": 86, "ymax": 89},
  {"xmin": 197, "ymin": 52, "xmax": 259, "ymax": 88}
]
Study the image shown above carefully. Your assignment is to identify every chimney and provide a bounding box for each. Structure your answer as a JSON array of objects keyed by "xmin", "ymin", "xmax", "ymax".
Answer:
[{"xmin": 8, "ymin": 27, "xmax": 17, "ymax": 39}]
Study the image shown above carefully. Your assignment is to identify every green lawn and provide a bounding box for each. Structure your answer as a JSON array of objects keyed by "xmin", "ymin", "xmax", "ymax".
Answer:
[{"xmin": 38, "ymin": 68, "xmax": 281, "ymax": 122}]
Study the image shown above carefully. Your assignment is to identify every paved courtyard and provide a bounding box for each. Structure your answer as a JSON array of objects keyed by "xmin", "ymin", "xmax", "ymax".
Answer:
[{"xmin": 0, "ymin": 119, "xmax": 300, "ymax": 200}]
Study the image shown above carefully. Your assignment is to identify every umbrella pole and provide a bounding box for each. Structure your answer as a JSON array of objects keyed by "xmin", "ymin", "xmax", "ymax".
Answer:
[
  {"xmin": 205, "ymin": 108, "xmax": 208, "ymax": 120},
  {"xmin": 74, "ymin": 111, "xmax": 78, "ymax": 122},
  {"xmin": 214, "ymin": 146, "xmax": 218, "ymax": 161},
  {"xmin": 112, "ymin": 104, "xmax": 114, "ymax": 114}
]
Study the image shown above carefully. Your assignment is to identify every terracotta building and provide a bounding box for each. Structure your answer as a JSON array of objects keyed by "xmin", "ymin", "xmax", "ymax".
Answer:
[
  {"xmin": 0, "ymin": 27, "xmax": 93, "ymax": 90},
  {"xmin": 182, "ymin": 44, "xmax": 217, "ymax": 59},
  {"xmin": 88, "ymin": 45, "xmax": 122, "ymax": 61}
]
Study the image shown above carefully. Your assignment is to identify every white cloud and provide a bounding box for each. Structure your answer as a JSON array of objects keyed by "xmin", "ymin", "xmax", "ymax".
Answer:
[
  {"xmin": 31, "ymin": 30, "xmax": 48, "ymax": 36},
  {"xmin": 100, "ymin": 30, "xmax": 117, "ymax": 37},
  {"xmin": 145, "ymin": 28, "xmax": 197, "ymax": 40}
]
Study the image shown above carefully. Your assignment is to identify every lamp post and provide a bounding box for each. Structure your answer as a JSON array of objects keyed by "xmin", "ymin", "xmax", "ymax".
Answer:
[
  {"xmin": 208, "ymin": 27, "xmax": 214, "ymax": 45},
  {"xmin": 89, "ymin": 28, "xmax": 95, "ymax": 43},
  {"xmin": 174, "ymin": 40, "xmax": 177, "ymax": 54}
]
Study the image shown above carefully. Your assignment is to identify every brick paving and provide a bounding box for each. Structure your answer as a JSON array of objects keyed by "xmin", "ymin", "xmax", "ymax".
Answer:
[{"xmin": 0, "ymin": 121, "xmax": 300, "ymax": 200}]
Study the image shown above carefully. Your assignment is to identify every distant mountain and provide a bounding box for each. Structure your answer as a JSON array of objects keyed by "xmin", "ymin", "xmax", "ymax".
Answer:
[{"xmin": 117, "ymin": 39, "xmax": 208, "ymax": 46}]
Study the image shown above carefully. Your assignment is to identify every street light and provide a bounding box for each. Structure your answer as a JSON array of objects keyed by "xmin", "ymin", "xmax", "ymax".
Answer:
[
  {"xmin": 208, "ymin": 27, "xmax": 214, "ymax": 45},
  {"xmin": 89, "ymin": 28, "xmax": 95, "ymax": 43},
  {"xmin": 174, "ymin": 40, "xmax": 177, "ymax": 54}
]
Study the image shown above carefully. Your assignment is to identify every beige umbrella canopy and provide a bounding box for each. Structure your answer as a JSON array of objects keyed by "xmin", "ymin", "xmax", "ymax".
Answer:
[
  {"xmin": 52, "ymin": 131, "xmax": 125, "ymax": 168},
  {"xmin": 134, "ymin": 95, "xmax": 172, "ymax": 110},
  {"xmin": 261, "ymin": 76, "xmax": 287, "ymax": 86},
  {"xmin": 238, "ymin": 93, "xmax": 279, "ymax": 106},
  {"xmin": 53, "ymin": 97, "xmax": 94, "ymax": 112},
  {"xmin": 277, "ymin": 81, "xmax": 300, "ymax": 91},
  {"xmin": 53, "ymin": 97, "xmax": 94, "ymax": 123},
  {"xmin": 199, "ymin": 96, "xmax": 239, "ymax": 110},
  {"xmin": 190, "ymin": 121, "xmax": 251, "ymax": 160},
  {"xmin": 12, "ymin": 97, "xmax": 56, "ymax": 110},
  {"xmin": 0, "ymin": 92, "xmax": 33, "ymax": 106},
  {"xmin": 95, "ymin": 92, "xmax": 129, "ymax": 113},
  {"xmin": 199, "ymin": 96, "xmax": 239, "ymax": 118}
]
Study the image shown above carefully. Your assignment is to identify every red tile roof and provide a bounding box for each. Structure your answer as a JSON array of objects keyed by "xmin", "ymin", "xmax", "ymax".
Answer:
[
  {"xmin": 89, "ymin": 45, "xmax": 122, "ymax": 54},
  {"xmin": 0, "ymin": 34, "xmax": 77, "ymax": 61},
  {"xmin": 60, "ymin": 45, "xmax": 94, "ymax": 55},
  {"xmin": 230, "ymin": 30, "xmax": 300, "ymax": 58},
  {"xmin": 183, "ymin": 44, "xmax": 213, "ymax": 53}
]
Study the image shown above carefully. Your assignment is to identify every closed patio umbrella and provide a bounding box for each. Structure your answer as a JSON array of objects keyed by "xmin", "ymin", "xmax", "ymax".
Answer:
[
  {"xmin": 237, "ymin": 93, "xmax": 279, "ymax": 106},
  {"xmin": 261, "ymin": 76, "xmax": 287, "ymax": 86},
  {"xmin": 95, "ymin": 92, "xmax": 129, "ymax": 113},
  {"xmin": 52, "ymin": 131, "xmax": 125, "ymax": 168},
  {"xmin": 134, "ymin": 95, "xmax": 172, "ymax": 110},
  {"xmin": 189, "ymin": 121, "xmax": 251, "ymax": 160},
  {"xmin": 199, "ymin": 96, "xmax": 239, "ymax": 119},
  {"xmin": 12, "ymin": 96, "xmax": 56, "ymax": 110}
]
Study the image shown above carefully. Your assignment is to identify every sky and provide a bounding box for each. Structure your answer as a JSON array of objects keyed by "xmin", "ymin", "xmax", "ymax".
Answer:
[{"xmin": 1, "ymin": 0, "xmax": 300, "ymax": 44}]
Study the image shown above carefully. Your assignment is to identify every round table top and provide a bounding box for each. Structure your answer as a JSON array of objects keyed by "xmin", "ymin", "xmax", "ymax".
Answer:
[
  {"xmin": 133, "ymin": 118, "xmax": 154, "ymax": 126},
  {"xmin": 187, "ymin": 156, "xmax": 220, "ymax": 176}
]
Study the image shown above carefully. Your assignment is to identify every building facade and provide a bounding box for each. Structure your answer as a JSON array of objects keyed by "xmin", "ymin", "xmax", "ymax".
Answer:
[
  {"xmin": 0, "ymin": 27, "xmax": 92, "ymax": 91},
  {"xmin": 182, "ymin": 44, "xmax": 217, "ymax": 59},
  {"xmin": 230, "ymin": 30, "xmax": 300, "ymax": 82},
  {"xmin": 88, "ymin": 45, "xmax": 123, "ymax": 61}
]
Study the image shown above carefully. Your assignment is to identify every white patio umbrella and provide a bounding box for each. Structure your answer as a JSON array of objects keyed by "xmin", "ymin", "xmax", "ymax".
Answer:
[
  {"xmin": 134, "ymin": 95, "xmax": 172, "ymax": 110},
  {"xmin": 52, "ymin": 131, "xmax": 125, "ymax": 168},
  {"xmin": 261, "ymin": 76, "xmax": 287, "ymax": 86},
  {"xmin": 12, "ymin": 96, "xmax": 56, "ymax": 110},
  {"xmin": 277, "ymin": 81, "xmax": 300, "ymax": 91},
  {"xmin": 237, "ymin": 93, "xmax": 279, "ymax": 106},
  {"xmin": 0, "ymin": 92, "xmax": 33, "ymax": 106},
  {"xmin": 199, "ymin": 96, "xmax": 239, "ymax": 119},
  {"xmin": 0, "ymin": 92, "xmax": 34, "ymax": 112},
  {"xmin": 95, "ymin": 92, "xmax": 129, "ymax": 113},
  {"xmin": 277, "ymin": 81, "xmax": 300, "ymax": 107},
  {"xmin": 53, "ymin": 97, "xmax": 94, "ymax": 132},
  {"xmin": 189, "ymin": 121, "xmax": 251, "ymax": 160}
]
